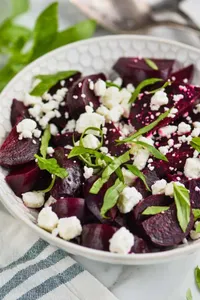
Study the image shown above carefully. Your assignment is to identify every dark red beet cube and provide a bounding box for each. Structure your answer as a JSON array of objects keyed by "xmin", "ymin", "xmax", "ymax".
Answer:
[{"xmin": 10, "ymin": 99, "xmax": 29, "ymax": 127}]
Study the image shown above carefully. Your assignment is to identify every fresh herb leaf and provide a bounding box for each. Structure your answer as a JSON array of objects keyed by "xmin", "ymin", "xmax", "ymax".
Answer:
[
  {"xmin": 186, "ymin": 288, "xmax": 193, "ymax": 300},
  {"xmin": 129, "ymin": 78, "xmax": 163, "ymax": 104},
  {"xmin": 30, "ymin": 70, "xmax": 78, "ymax": 96},
  {"xmin": 101, "ymin": 178, "xmax": 126, "ymax": 218},
  {"xmin": 11, "ymin": 0, "xmax": 29, "ymax": 17},
  {"xmin": 193, "ymin": 209, "xmax": 200, "ymax": 221},
  {"xmin": 117, "ymin": 110, "xmax": 170, "ymax": 144},
  {"xmin": 133, "ymin": 141, "xmax": 168, "ymax": 161},
  {"xmin": 40, "ymin": 125, "xmax": 51, "ymax": 159},
  {"xmin": 90, "ymin": 151, "xmax": 130, "ymax": 194},
  {"xmin": 80, "ymin": 127, "xmax": 103, "ymax": 149},
  {"xmin": 195, "ymin": 266, "xmax": 200, "ymax": 290},
  {"xmin": 174, "ymin": 183, "xmax": 190, "ymax": 233},
  {"xmin": 148, "ymin": 80, "xmax": 171, "ymax": 94},
  {"xmin": 106, "ymin": 81, "xmax": 121, "ymax": 89},
  {"xmin": 144, "ymin": 58, "xmax": 158, "ymax": 70},
  {"xmin": 41, "ymin": 174, "xmax": 56, "ymax": 193},
  {"xmin": 125, "ymin": 164, "xmax": 150, "ymax": 191},
  {"xmin": 142, "ymin": 206, "xmax": 169, "ymax": 215},
  {"xmin": 191, "ymin": 137, "xmax": 200, "ymax": 152},
  {"xmin": 35, "ymin": 154, "xmax": 68, "ymax": 179},
  {"xmin": 195, "ymin": 222, "xmax": 200, "ymax": 233}
]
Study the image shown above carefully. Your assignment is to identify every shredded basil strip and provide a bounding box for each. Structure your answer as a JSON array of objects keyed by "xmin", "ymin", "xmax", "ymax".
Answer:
[
  {"xmin": 195, "ymin": 266, "xmax": 200, "ymax": 290},
  {"xmin": 191, "ymin": 137, "xmax": 200, "ymax": 152},
  {"xmin": 186, "ymin": 288, "xmax": 193, "ymax": 300},
  {"xmin": 35, "ymin": 155, "xmax": 68, "ymax": 179},
  {"xmin": 144, "ymin": 58, "xmax": 159, "ymax": 70},
  {"xmin": 79, "ymin": 127, "xmax": 103, "ymax": 149},
  {"xmin": 142, "ymin": 206, "xmax": 170, "ymax": 215},
  {"xmin": 125, "ymin": 164, "xmax": 150, "ymax": 191},
  {"xmin": 40, "ymin": 125, "xmax": 51, "ymax": 159},
  {"xmin": 41, "ymin": 175, "xmax": 56, "ymax": 193},
  {"xmin": 133, "ymin": 141, "xmax": 168, "ymax": 161},
  {"xmin": 173, "ymin": 183, "xmax": 190, "ymax": 233},
  {"xmin": 106, "ymin": 81, "xmax": 121, "ymax": 89}
]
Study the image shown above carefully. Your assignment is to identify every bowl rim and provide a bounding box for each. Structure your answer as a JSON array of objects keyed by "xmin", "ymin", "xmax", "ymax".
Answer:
[{"xmin": 1, "ymin": 34, "xmax": 200, "ymax": 264}]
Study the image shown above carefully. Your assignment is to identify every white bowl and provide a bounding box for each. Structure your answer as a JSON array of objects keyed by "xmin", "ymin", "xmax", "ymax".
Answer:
[{"xmin": 0, "ymin": 35, "xmax": 200, "ymax": 265}]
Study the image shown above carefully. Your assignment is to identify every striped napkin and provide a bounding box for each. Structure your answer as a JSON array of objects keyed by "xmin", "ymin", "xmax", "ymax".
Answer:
[{"xmin": 0, "ymin": 203, "xmax": 118, "ymax": 300}]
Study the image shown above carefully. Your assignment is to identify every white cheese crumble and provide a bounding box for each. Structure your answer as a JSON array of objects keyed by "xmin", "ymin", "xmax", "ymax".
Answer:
[
  {"xmin": 151, "ymin": 179, "xmax": 167, "ymax": 195},
  {"xmin": 50, "ymin": 124, "xmax": 59, "ymax": 136},
  {"xmin": 173, "ymin": 94, "xmax": 184, "ymax": 102},
  {"xmin": 191, "ymin": 128, "xmax": 200, "ymax": 137},
  {"xmin": 193, "ymin": 122, "xmax": 200, "ymax": 128},
  {"xmin": 23, "ymin": 93, "xmax": 42, "ymax": 106},
  {"xmin": 121, "ymin": 167, "xmax": 137, "ymax": 186},
  {"xmin": 44, "ymin": 195, "xmax": 57, "ymax": 207},
  {"xmin": 184, "ymin": 158, "xmax": 200, "ymax": 179},
  {"xmin": 83, "ymin": 166, "xmax": 94, "ymax": 179},
  {"xmin": 76, "ymin": 112, "xmax": 105, "ymax": 134},
  {"xmin": 133, "ymin": 149, "xmax": 149, "ymax": 171},
  {"xmin": 38, "ymin": 207, "xmax": 58, "ymax": 232},
  {"xmin": 82, "ymin": 134, "xmax": 100, "ymax": 149},
  {"xmin": 57, "ymin": 217, "xmax": 82, "ymax": 240},
  {"xmin": 113, "ymin": 77, "xmax": 123, "ymax": 87},
  {"xmin": 158, "ymin": 125, "xmax": 177, "ymax": 137},
  {"xmin": 62, "ymin": 119, "xmax": 76, "ymax": 133},
  {"xmin": 165, "ymin": 181, "xmax": 185, "ymax": 197},
  {"xmin": 117, "ymin": 186, "xmax": 143, "ymax": 213},
  {"xmin": 22, "ymin": 191, "xmax": 45, "ymax": 208},
  {"xmin": 150, "ymin": 90, "xmax": 168, "ymax": 111},
  {"xmin": 85, "ymin": 105, "xmax": 94, "ymax": 114},
  {"xmin": 177, "ymin": 122, "xmax": 191, "ymax": 135},
  {"xmin": 169, "ymin": 108, "xmax": 178, "ymax": 118},
  {"xmin": 100, "ymin": 146, "xmax": 108, "ymax": 154},
  {"xmin": 101, "ymin": 86, "xmax": 122, "ymax": 109},
  {"xmin": 94, "ymin": 79, "xmax": 107, "ymax": 96},
  {"xmin": 109, "ymin": 227, "xmax": 134, "ymax": 254},
  {"xmin": 47, "ymin": 147, "xmax": 54, "ymax": 155},
  {"xmin": 126, "ymin": 83, "xmax": 135, "ymax": 93},
  {"xmin": 16, "ymin": 119, "xmax": 38, "ymax": 140},
  {"xmin": 158, "ymin": 146, "xmax": 169, "ymax": 155}
]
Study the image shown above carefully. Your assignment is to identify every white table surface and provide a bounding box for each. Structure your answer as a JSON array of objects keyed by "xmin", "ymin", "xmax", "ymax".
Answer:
[{"xmin": 6, "ymin": 0, "xmax": 200, "ymax": 299}]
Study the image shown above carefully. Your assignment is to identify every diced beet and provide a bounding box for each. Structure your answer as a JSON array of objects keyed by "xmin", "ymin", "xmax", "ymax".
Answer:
[
  {"xmin": 6, "ymin": 162, "xmax": 40, "ymax": 196},
  {"xmin": 52, "ymin": 132, "xmax": 80, "ymax": 147},
  {"xmin": 167, "ymin": 173, "xmax": 187, "ymax": 184},
  {"xmin": 188, "ymin": 178, "xmax": 200, "ymax": 208},
  {"xmin": 84, "ymin": 175, "xmax": 118, "ymax": 223},
  {"xmin": 67, "ymin": 73, "xmax": 106, "ymax": 119},
  {"xmin": 104, "ymin": 123, "xmax": 128, "ymax": 156},
  {"xmin": 48, "ymin": 72, "xmax": 82, "ymax": 95},
  {"xmin": 141, "ymin": 204, "xmax": 194, "ymax": 247},
  {"xmin": 51, "ymin": 158, "xmax": 83, "ymax": 199},
  {"xmin": 81, "ymin": 224, "xmax": 117, "ymax": 251},
  {"xmin": 113, "ymin": 57, "xmax": 175, "ymax": 86},
  {"xmin": 51, "ymin": 197, "xmax": 85, "ymax": 222},
  {"xmin": 170, "ymin": 64, "xmax": 194, "ymax": 84},
  {"xmin": 131, "ymin": 235, "xmax": 150, "ymax": 253},
  {"xmin": 10, "ymin": 99, "xmax": 29, "ymax": 127},
  {"xmin": 0, "ymin": 125, "xmax": 40, "ymax": 167}
]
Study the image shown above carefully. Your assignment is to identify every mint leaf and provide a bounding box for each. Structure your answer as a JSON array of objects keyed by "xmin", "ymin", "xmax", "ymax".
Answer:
[
  {"xmin": 125, "ymin": 164, "xmax": 150, "ymax": 191},
  {"xmin": 40, "ymin": 125, "xmax": 51, "ymax": 158},
  {"xmin": 31, "ymin": 2, "xmax": 58, "ymax": 61},
  {"xmin": 174, "ymin": 183, "xmax": 190, "ymax": 233},
  {"xmin": 30, "ymin": 70, "xmax": 78, "ymax": 96},
  {"xmin": 144, "ymin": 58, "xmax": 158, "ymax": 70},
  {"xmin": 11, "ymin": 0, "xmax": 29, "ymax": 17},
  {"xmin": 117, "ymin": 110, "xmax": 170, "ymax": 144},
  {"xmin": 41, "ymin": 174, "xmax": 56, "ymax": 193},
  {"xmin": 129, "ymin": 78, "xmax": 163, "ymax": 104},
  {"xmin": 101, "ymin": 178, "xmax": 126, "ymax": 218},
  {"xmin": 142, "ymin": 206, "xmax": 169, "ymax": 215},
  {"xmin": 186, "ymin": 289, "xmax": 192, "ymax": 300},
  {"xmin": 195, "ymin": 266, "xmax": 200, "ymax": 290},
  {"xmin": 35, "ymin": 154, "xmax": 68, "ymax": 179},
  {"xmin": 90, "ymin": 151, "xmax": 130, "ymax": 194},
  {"xmin": 193, "ymin": 209, "xmax": 200, "ymax": 221},
  {"xmin": 133, "ymin": 141, "xmax": 168, "ymax": 161},
  {"xmin": 191, "ymin": 137, "xmax": 200, "ymax": 152}
]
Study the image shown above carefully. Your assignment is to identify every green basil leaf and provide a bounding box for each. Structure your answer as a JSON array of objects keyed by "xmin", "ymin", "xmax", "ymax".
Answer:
[
  {"xmin": 174, "ymin": 183, "xmax": 191, "ymax": 233},
  {"xmin": 90, "ymin": 151, "xmax": 130, "ymax": 194},
  {"xmin": 117, "ymin": 110, "xmax": 171, "ymax": 144},
  {"xmin": 125, "ymin": 164, "xmax": 150, "ymax": 191},
  {"xmin": 142, "ymin": 206, "xmax": 169, "ymax": 215},
  {"xmin": 50, "ymin": 19, "xmax": 96, "ymax": 50},
  {"xmin": 195, "ymin": 266, "xmax": 200, "ymax": 290},
  {"xmin": 144, "ymin": 58, "xmax": 158, "ymax": 70},
  {"xmin": 11, "ymin": 0, "xmax": 29, "ymax": 17},
  {"xmin": 101, "ymin": 178, "xmax": 126, "ymax": 218},
  {"xmin": 40, "ymin": 125, "xmax": 51, "ymax": 158},
  {"xmin": 129, "ymin": 78, "xmax": 163, "ymax": 104},
  {"xmin": 41, "ymin": 174, "xmax": 56, "ymax": 193},
  {"xmin": 191, "ymin": 137, "xmax": 200, "ymax": 152},
  {"xmin": 106, "ymin": 81, "xmax": 121, "ymax": 89},
  {"xmin": 148, "ymin": 81, "xmax": 171, "ymax": 95},
  {"xmin": 31, "ymin": 2, "xmax": 58, "ymax": 61},
  {"xmin": 193, "ymin": 209, "xmax": 200, "ymax": 221},
  {"xmin": 35, "ymin": 154, "xmax": 68, "ymax": 179},
  {"xmin": 30, "ymin": 70, "xmax": 78, "ymax": 96},
  {"xmin": 133, "ymin": 141, "xmax": 168, "ymax": 161},
  {"xmin": 186, "ymin": 288, "xmax": 193, "ymax": 300}
]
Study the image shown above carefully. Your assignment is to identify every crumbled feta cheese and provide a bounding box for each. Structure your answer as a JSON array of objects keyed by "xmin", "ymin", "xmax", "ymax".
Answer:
[
  {"xmin": 23, "ymin": 93, "xmax": 42, "ymax": 106},
  {"xmin": 60, "ymin": 80, "xmax": 65, "ymax": 87},
  {"xmin": 22, "ymin": 191, "xmax": 45, "ymax": 208},
  {"xmin": 62, "ymin": 119, "xmax": 76, "ymax": 133},
  {"xmin": 126, "ymin": 83, "xmax": 135, "ymax": 93},
  {"xmin": 191, "ymin": 128, "xmax": 200, "ymax": 137},
  {"xmin": 76, "ymin": 112, "xmax": 105, "ymax": 134},
  {"xmin": 50, "ymin": 124, "xmax": 59, "ymax": 136},
  {"xmin": 177, "ymin": 122, "xmax": 191, "ymax": 135},
  {"xmin": 193, "ymin": 150, "xmax": 199, "ymax": 158},
  {"xmin": 169, "ymin": 108, "xmax": 178, "ymax": 118},
  {"xmin": 57, "ymin": 217, "xmax": 82, "ymax": 240},
  {"xmin": 109, "ymin": 227, "xmax": 134, "ymax": 254},
  {"xmin": 193, "ymin": 122, "xmax": 200, "ymax": 128},
  {"xmin": 42, "ymin": 101, "xmax": 59, "ymax": 113},
  {"xmin": 85, "ymin": 105, "xmax": 94, "ymax": 113},
  {"xmin": 38, "ymin": 207, "xmax": 58, "ymax": 232},
  {"xmin": 158, "ymin": 146, "xmax": 169, "ymax": 155},
  {"xmin": 118, "ymin": 186, "xmax": 143, "ymax": 214},
  {"xmin": 121, "ymin": 167, "xmax": 137, "ymax": 186},
  {"xmin": 184, "ymin": 158, "xmax": 200, "ymax": 179},
  {"xmin": 190, "ymin": 230, "xmax": 200, "ymax": 240},
  {"xmin": 47, "ymin": 147, "xmax": 54, "ymax": 155},
  {"xmin": 133, "ymin": 149, "xmax": 149, "ymax": 170},
  {"xmin": 83, "ymin": 166, "xmax": 94, "ymax": 179},
  {"xmin": 82, "ymin": 134, "xmax": 100, "ymax": 149},
  {"xmin": 65, "ymin": 112, "xmax": 69, "ymax": 119},
  {"xmin": 151, "ymin": 179, "xmax": 167, "ymax": 195},
  {"xmin": 107, "ymin": 105, "xmax": 124, "ymax": 122},
  {"xmin": 165, "ymin": 181, "xmax": 185, "ymax": 197},
  {"xmin": 150, "ymin": 90, "xmax": 168, "ymax": 111},
  {"xmin": 89, "ymin": 81, "xmax": 94, "ymax": 90},
  {"xmin": 100, "ymin": 146, "xmax": 108, "ymax": 154},
  {"xmin": 168, "ymin": 139, "xmax": 174, "ymax": 147},
  {"xmin": 94, "ymin": 79, "xmax": 107, "ymax": 96},
  {"xmin": 44, "ymin": 195, "xmax": 57, "ymax": 207},
  {"xmin": 33, "ymin": 129, "xmax": 42, "ymax": 138},
  {"xmin": 43, "ymin": 92, "xmax": 53, "ymax": 101},
  {"xmin": 96, "ymin": 105, "xmax": 110, "ymax": 120},
  {"xmin": 158, "ymin": 125, "xmax": 177, "ymax": 137},
  {"xmin": 101, "ymin": 87, "xmax": 121, "ymax": 109},
  {"xmin": 113, "ymin": 77, "xmax": 123, "ymax": 87},
  {"xmin": 28, "ymin": 104, "xmax": 42, "ymax": 121},
  {"xmin": 173, "ymin": 94, "xmax": 184, "ymax": 102},
  {"xmin": 16, "ymin": 119, "xmax": 37, "ymax": 140}
]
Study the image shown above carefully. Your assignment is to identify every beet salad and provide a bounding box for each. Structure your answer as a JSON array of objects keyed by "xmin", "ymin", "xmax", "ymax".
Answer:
[{"xmin": 1, "ymin": 57, "xmax": 200, "ymax": 255}]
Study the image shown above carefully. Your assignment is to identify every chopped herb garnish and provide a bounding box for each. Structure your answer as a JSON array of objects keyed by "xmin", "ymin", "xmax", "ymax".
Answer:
[
  {"xmin": 106, "ymin": 81, "xmax": 121, "ymax": 89},
  {"xmin": 195, "ymin": 266, "xmax": 200, "ymax": 290},
  {"xmin": 125, "ymin": 164, "xmax": 150, "ymax": 191},
  {"xmin": 186, "ymin": 288, "xmax": 193, "ymax": 300},
  {"xmin": 174, "ymin": 183, "xmax": 190, "ymax": 233},
  {"xmin": 41, "ymin": 174, "xmax": 56, "ymax": 193},
  {"xmin": 195, "ymin": 222, "xmax": 200, "ymax": 233},
  {"xmin": 144, "ymin": 58, "xmax": 158, "ymax": 70},
  {"xmin": 191, "ymin": 137, "xmax": 200, "ymax": 152},
  {"xmin": 101, "ymin": 178, "xmax": 126, "ymax": 218},
  {"xmin": 80, "ymin": 127, "xmax": 103, "ymax": 149},
  {"xmin": 133, "ymin": 141, "xmax": 168, "ymax": 161},
  {"xmin": 35, "ymin": 155, "xmax": 68, "ymax": 179},
  {"xmin": 193, "ymin": 209, "xmax": 200, "ymax": 221},
  {"xmin": 129, "ymin": 78, "xmax": 163, "ymax": 104},
  {"xmin": 40, "ymin": 125, "xmax": 51, "ymax": 159},
  {"xmin": 142, "ymin": 206, "xmax": 169, "ymax": 215},
  {"xmin": 148, "ymin": 80, "xmax": 171, "ymax": 94}
]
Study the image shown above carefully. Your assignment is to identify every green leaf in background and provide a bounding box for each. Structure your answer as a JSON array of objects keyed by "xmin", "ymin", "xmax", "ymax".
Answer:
[
  {"xmin": 11, "ymin": 0, "xmax": 29, "ymax": 17},
  {"xmin": 193, "ymin": 209, "xmax": 200, "ymax": 221},
  {"xmin": 191, "ymin": 137, "xmax": 200, "ymax": 152},
  {"xmin": 101, "ymin": 178, "xmax": 126, "ymax": 218},
  {"xmin": 174, "ymin": 183, "xmax": 191, "ymax": 233},
  {"xmin": 125, "ymin": 164, "xmax": 150, "ymax": 191},
  {"xmin": 31, "ymin": 2, "xmax": 58, "ymax": 61},
  {"xmin": 186, "ymin": 288, "xmax": 193, "ymax": 300},
  {"xmin": 133, "ymin": 141, "xmax": 168, "ymax": 162},
  {"xmin": 35, "ymin": 154, "xmax": 68, "ymax": 179},
  {"xmin": 195, "ymin": 266, "xmax": 200, "ymax": 290},
  {"xmin": 40, "ymin": 125, "xmax": 51, "ymax": 159},
  {"xmin": 30, "ymin": 70, "xmax": 78, "ymax": 96},
  {"xmin": 142, "ymin": 206, "xmax": 169, "ymax": 215},
  {"xmin": 144, "ymin": 58, "xmax": 158, "ymax": 70}
]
